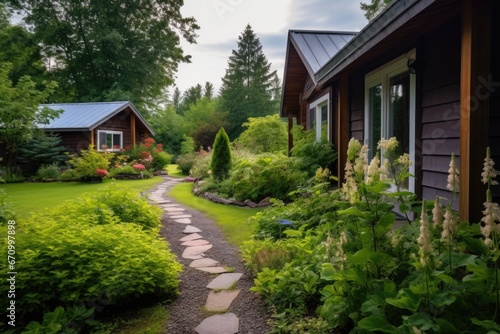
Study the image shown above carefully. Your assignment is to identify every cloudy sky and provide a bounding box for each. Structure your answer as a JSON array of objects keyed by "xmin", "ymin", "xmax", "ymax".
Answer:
[{"xmin": 173, "ymin": 0, "xmax": 368, "ymax": 95}]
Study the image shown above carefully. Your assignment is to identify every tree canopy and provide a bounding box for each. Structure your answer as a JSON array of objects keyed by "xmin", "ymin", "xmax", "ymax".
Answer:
[
  {"xmin": 8, "ymin": 0, "xmax": 199, "ymax": 111},
  {"xmin": 360, "ymin": 0, "xmax": 392, "ymax": 21},
  {"xmin": 235, "ymin": 115, "xmax": 288, "ymax": 154},
  {"xmin": 219, "ymin": 24, "xmax": 280, "ymax": 140}
]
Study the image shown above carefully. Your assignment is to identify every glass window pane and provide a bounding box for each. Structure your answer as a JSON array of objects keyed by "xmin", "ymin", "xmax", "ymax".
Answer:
[
  {"xmin": 98, "ymin": 132, "xmax": 106, "ymax": 150},
  {"xmin": 389, "ymin": 72, "xmax": 410, "ymax": 156},
  {"xmin": 320, "ymin": 103, "xmax": 328, "ymax": 140},
  {"xmin": 112, "ymin": 133, "xmax": 121, "ymax": 149},
  {"xmin": 309, "ymin": 108, "xmax": 316, "ymax": 130},
  {"xmin": 106, "ymin": 134, "xmax": 112, "ymax": 148},
  {"xmin": 369, "ymin": 84, "xmax": 382, "ymax": 158}
]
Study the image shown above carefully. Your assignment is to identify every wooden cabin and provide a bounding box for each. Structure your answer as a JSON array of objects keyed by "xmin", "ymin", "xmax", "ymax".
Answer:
[
  {"xmin": 39, "ymin": 101, "xmax": 154, "ymax": 153},
  {"xmin": 281, "ymin": 0, "xmax": 499, "ymax": 223}
]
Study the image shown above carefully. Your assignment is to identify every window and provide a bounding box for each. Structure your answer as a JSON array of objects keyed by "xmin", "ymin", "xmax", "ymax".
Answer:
[
  {"xmin": 364, "ymin": 51, "xmax": 416, "ymax": 191},
  {"xmin": 309, "ymin": 94, "xmax": 330, "ymax": 141},
  {"xmin": 97, "ymin": 130, "xmax": 123, "ymax": 151}
]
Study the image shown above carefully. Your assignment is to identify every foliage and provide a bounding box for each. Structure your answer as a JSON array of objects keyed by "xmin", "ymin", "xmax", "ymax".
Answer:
[
  {"xmin": 23, "ymin": 306, "xmax": 94, "ymax": 334},
  {"xmin": 9, "ymin": 0, "xmax": 200, "ymax": 111},
  {"xmin": 0, "ymin": 189, "xmax": 15, "ymax": 223},
  {"xmin": 148, "ymin": 106, "xmax": 187, "ymax": 156},
  {"xmin": 0, "ymin": 217, "xmax": 181, "ymax": 330},
  {"xmin": 291, "ymin": 126, "xmax": 337, "ymax": 176},
  {"xmin": 235, "ymin": 114, "xmax": 288, "ymax": 154},
  {"xmin": 180, "ymin": 135, "xmax": 196, "ymax": 155},
  {"xmin": 68, "ymin": 145, "xmax": 113, "ymax": 178},
  {"xmin": 360, "ymin": 0, "xmax": 393, "ymax": 20},
  {"xmin": 219, "ymin": 24, "xmax": 281, "ymax": 139},
  {"xmin": 245, "ymin": 138, "xmax": 500, "ymax": 333},
  {"xmin": 0, "ymin": 62, "xmax": 58, "ymax": 167},
  {"xmin": 36, "ymin": 163, "xmax": 60, "ymax": 180},
  {"xmin": 0, "ymin": 166, "xmax": 25, "ymax": 183},
  {"xmin": 122, "ymin": 138, "xmax": 166, "ymax": 170},
  {"xmin": 175, "ymin": 153, "xmax": 200, "ymax": 175},
  {"xmin": 17, "ymin": 132, "xmax": 68, "ymax": 176},
  {"xmin": 59, "ymin": 169, "xmax": 80, "ymax": 181},
  {"xmin": 190, "ymin": 153, "xmax": 212, "ymax": 179},
  {"xmin": 33, "ymin": 185, "xmax": 163, "ymax": 230},
  {"xmin": 210, "ymin": 128, "xmax": 232, "ymax": 181},
  {"xmin": 151, "ymin": 151, "xmax": 172, "ymax": 171}
]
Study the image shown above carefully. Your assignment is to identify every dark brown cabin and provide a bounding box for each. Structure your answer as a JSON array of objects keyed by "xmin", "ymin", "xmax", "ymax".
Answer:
[
  {"xmin": 39, "ymin": 101, "xmax": 154, "ymax": 154},
  {"xmin": 281, "ymin": 0, "xmax": 499, "ymax": 222}
]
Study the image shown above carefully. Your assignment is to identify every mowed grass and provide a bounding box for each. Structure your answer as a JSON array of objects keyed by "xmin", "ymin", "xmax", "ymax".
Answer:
[
  {"xmin": 166, "ymin": 164, "xmax": 185, "ymax": 178},
  {"xmin": 168, "ymin": 182, "xmax": 262, "ymax": 247},
  {"xmin": 1, "ymin": 177, "xmax": 163, "ymax": 218}
]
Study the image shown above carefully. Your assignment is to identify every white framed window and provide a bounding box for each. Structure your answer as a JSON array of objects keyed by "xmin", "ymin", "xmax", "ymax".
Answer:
[
  {"xmin": 97, "ymin": 130, "xmax": 123, "ymax": 151},
  {"xmin": 364, "ymin": 50, "xmax": 416, "ymax": 192},
  {"xmin": 309, "ymin": 94, "xmax": 330, "ymax": 141}
]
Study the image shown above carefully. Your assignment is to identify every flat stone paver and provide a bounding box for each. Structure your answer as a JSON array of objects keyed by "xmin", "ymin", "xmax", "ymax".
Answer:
[
  {"xmin": 175, "ymin": 218, "xmax": 192, "ymax": 225},
  {"xmin": 181, "ymin": 239, "xmax": 210, "ymax": 247},
  {"xmin": 189, "ymin": 258, "xmax": 220, "ymax": 268},
  {"xmin": 206, "ymin": 273, "xmax": 243, "ymax": 290},
  {"xmin": 205, "ymin": 290, "xmax": 240, "ymax": 312},
  {"xmin": 196, "ymin": 267, "xmax": 228, "ymax": 274},
  {"xmin": 161, "ymin": 204, "xmax": 181, "ymax": 208},
  {"xmin": 170, "ymin": 214, "xmax": 192, "ymax": 219},
  {"xmin": 182, "ymin": 244, "xmax": 213, "ymax": 259},
  {"xmin": 154, "ymin": 200, "xmax": 172, "ymax": 204},
  {"xmin": 194, "ymin": 313, "xmax": 239, "ymax": 334},
  {"xmin": 180, "ymin": 233, "xmax": 203, "ymax": 242},
  {"xmin": 183, "ymin": 226, "xmax": 202, "ymax": 234},
  {"xmin": 164, "ymin": 207, "xmax": 185, "ymax": 212}
]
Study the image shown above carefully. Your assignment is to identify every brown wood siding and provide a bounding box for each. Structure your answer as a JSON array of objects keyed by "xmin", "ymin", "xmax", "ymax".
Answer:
[
  {"xmin": 56, "ymin": 131, "xmax": 92, "ymax": 154},
  {"xmin": 490, "ymin": 1, "xmax": 500, "ymax": 203},
  {"xmin": 349, "ymin": 74, "xmax": 364, "ymax": 141},
  {"xmin": 96, "ymin": 112, "xmax": 132, "ymax": 148},
  {"xmin": 419, "ymin": 18, "xmax": 461, "ymax": 210}
]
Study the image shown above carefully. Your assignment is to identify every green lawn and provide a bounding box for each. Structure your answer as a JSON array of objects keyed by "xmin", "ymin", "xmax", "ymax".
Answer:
[
  {"xmin": 168, "ymin": 182, "xmax": 261, "ymax": 246},
  {"xmin": 166, "ymin": 164, "xmax": 185, "ymax": 178},
  {"xmin": 1, "ymin": 177, "xmax": 163, "ymax": 218}
]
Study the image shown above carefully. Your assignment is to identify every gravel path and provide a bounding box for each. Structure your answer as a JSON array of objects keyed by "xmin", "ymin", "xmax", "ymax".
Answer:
[{"xmin": 156, "ymin": 178, "xmax": 271, "ymax": 334}]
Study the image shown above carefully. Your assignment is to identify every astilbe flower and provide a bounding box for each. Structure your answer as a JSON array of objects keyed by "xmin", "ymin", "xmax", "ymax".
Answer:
[
  {"xmin": 482, "ymin": 147, "xmax": 498, "ymax": 186},
  {"xmin": 481, "ymin": 147, "xmax": 500, "ymax": 247},
  {"xmin": 417, "ymin": 202, "xmax": 433, "ymax": 266},
  {"xmin": 380, "ymin": 159, "xmax": 390, "ymax": 181},
  {"xmin": 441, "ymin": 208, "xmax": 457, "ymax": 244},
  {"xmin": 342, "ymin": 160, "xmax": 357, "ymax": 203},
  {"xmin": 366, "ymin": 154, "xmax": 381, "ymax": 185},
  {"xmin": 447, "ymin": 153, "xmax": 460, "ymax": 194},
  {"xmin": 334, "ymin": 231, "xmax": 348, "ymax": 269},
  {"xmin": 347, "ymin": 138, "xmax": 362, "ymax": 161},
  {"xmin": 432, "ymin": 197, "xmax": 444, "ymax": 228},
  {"xmin": 354, "ymin": 144, "xmax": 369, "ymax": 179}
]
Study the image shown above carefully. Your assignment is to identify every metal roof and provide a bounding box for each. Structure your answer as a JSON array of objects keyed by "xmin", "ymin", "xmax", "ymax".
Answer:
[
  {"xmin": 289, "ymin": 30, "xmax": 357, "ymax": 77},
  {"xmin": 39, "ymin": 101, "xmax": 155, "ymax": 135}
]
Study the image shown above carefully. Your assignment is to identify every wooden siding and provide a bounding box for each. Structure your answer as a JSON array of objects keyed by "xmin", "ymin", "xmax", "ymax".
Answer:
[
  {"xmin": 491, "ymin": 0, "xmax": 500, "ymax": 203},
  {"xmin": 56, "ymin": 131, "xmax": 92, "ymax": 154},
  {"xmin": 96, "ymin": 112, "xmax": 132, "ymax": 148},
  {"xmin": 349, "ymin": 74, "xmax": 364, "ymax": 141},
  {"xmin": 419, "ymin": 18, "xmax": 461, "ymax": 210}
]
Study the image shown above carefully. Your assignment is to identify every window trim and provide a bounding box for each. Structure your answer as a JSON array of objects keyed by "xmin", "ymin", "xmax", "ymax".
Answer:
[
  {"xmin": 364, "ymin": 50, "xmax": 416, "ymax": 192},
  {"xmin": 97, "ymin": 130, "xmax": 123, "ymax": 151},
  {"xmin": 309, "ymin": 94, "xmax": 330, "ymax": 141}
]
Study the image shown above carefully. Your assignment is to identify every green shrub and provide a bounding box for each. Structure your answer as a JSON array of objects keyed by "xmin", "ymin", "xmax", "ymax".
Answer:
[
  {"xmin": 291, "ymin": 126, "xmax": 337, "ymax": 176},
  {"xmin": 175, "ymin": 153, "xmax": 199, "ymax": 175},
  {"xmin": 34, "ymin": 185, "xmax": 162, "ymax": 230},
  {"xmin": 0, "ymin": 167, "xmax": 25, "ymax": 183},
  {"xmin": 0, "ymin": 219, "xmax": 181, "ymax": 327},
  {"xmin": 60, "ymin": 169, "xmax": 80, "ymax": 181},
  {"xmin": 36, "ymin": 163, "xmax": 60, "ymax": 180},
  {"xmin": 0, "ymin": 189, "xmax": 15, "ymax": 223},
  {"xmin": 17, "ymin": 132, "xmax": 68, "ymax": 176},
  {"xmin": 235, "ymin": 115, "xmax": 288, "ymax": 154},
  {"xmin": 151, "ymin": 151, "xmax": 172, "ymax": 171},
  {"xmin": 23, "ymin": 306, "xmax": 94, "ymax": 334},
  {"xmin": 68, "ymin": 145, "xmax": 113, "ymax": 178},
  {"xmin": 190, "ymin": 153, "xmax": 212, "ymax": 179},
  {"xmin": 108, "ymin": 165, "xmax": 140, "ymax": 177},
  {"xmin": 210, "ymin": 128, "xmax": 232, "ymax": 181}
]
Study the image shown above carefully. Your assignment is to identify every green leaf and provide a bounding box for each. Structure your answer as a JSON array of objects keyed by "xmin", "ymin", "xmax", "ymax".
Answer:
[
  {"xmin": 471, "ymin": 318, "xmax": 500, "ymax": 332},
  {"xmin": 375, "ymin": 213, "xmax": 395, "ymax": 237},
  {"xmin": 403, "ymin": 313, "xmax": 437, "ymax": 331},
  {"xmin": 386, "ymin": 288, "xmax": 420, "ymax": 312},
  {"xmin": 358, "ymin": 315, "xmax": 397, "ymax": 333},
  {"xmin": 337, "ymin": 206, "xmax": 368, "ymax": 218},
  {"xmin": 283, "ymin": 229, "xmax": 303, "ymax": 238}
]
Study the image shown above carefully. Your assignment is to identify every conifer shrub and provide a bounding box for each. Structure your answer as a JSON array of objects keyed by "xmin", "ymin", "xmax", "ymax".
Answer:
[{"xmin": 211, "ymin": 127, "xmax": 232, "ymax": 181}]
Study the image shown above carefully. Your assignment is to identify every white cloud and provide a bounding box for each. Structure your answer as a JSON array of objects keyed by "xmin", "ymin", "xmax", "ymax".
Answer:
[{"xmin": 173, "ymin": 0, "xmax": 367, "ymax": 95}]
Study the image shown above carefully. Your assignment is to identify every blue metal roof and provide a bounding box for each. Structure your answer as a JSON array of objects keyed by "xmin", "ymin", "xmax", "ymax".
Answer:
[
  {"xmin": 290, "ymin": 30, "xmax": 357, "ymax": 76},
  {"xmin": 39, "ymin": 101, "xmax": 154, "ymax": 134}
]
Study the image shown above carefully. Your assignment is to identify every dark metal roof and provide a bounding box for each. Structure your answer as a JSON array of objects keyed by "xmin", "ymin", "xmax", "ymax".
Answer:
[
  {"xmin": 39, "ymin": 101, "xmax": 155, "ymax": 135},
  {"xmin": 289, "ymin": 30, "xmax": 357, "ymax": 77}
]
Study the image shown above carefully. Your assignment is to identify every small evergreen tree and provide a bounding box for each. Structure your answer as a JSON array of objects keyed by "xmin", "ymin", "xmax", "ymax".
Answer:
[
  {"xmin": 210, "ymin": 128, "xmax": 232, "ymax": 181},
  {"xmin": 17, "ymin": 132, "xmax": 68, "ymax": 175}
]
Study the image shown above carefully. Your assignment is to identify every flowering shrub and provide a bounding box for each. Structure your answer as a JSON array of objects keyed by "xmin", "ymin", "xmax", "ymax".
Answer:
[
  {"xmin": 68, "ymin": 145, "xmax": 113, "ymax": 179},
  {"xmin": 133, "ymin": 163, "xmax": 145, "ymax": 171},
  {"xmin": 95, "ymin": 169, "xmax": 108, "ymax": 177},
  {"xmin": 246, "ymin": 138, "xmax": 500, "ymax": 333}
]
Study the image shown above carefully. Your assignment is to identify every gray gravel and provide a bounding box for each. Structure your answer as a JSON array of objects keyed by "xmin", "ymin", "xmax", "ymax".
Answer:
[{"xmin": 158, "ymin": 184, "xmax": 271, "ymax": 334}]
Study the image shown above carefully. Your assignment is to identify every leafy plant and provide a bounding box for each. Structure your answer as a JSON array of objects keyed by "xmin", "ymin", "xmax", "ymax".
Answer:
[
  {"xmin": 36, "ymin": 163, "xmax": 61, "ymax": 180},
  {"xmin": 211, "ymin": 127, "xmax": 232, "ymax": 181},
  {"xmin": 23, "ymin": 306, "xmax": 94, "ymax": 334},
  {"xmin": 68, "ymin": 145, "xmax": 113, "ymax": 178},
  {"xmin": 175, "ymin": 152, "xmax": 200, "ymax": 175},
  {"xmin": 291, "ymin": 126, "xmax": 337, "ymax": 176},
  {"xmin": 0, "ymin": 189, "xmax": 15, "ymax": 223},
  {"xmin": 17, "ymin": 132, "xmax": 68, "ymax": 176},
  {"xmin": 150, "ymin": 151, "xmax": 171, "ymax": 171}
]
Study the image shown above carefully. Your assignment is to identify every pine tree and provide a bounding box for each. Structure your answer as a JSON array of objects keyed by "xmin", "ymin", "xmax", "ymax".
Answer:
[
  {"xmin": 219, "ymin": 24, "xmax": 279, "ymax": 140},
  {"xmin": 210, "ymin": 128, "xmax": 232, "ymax": 181}
]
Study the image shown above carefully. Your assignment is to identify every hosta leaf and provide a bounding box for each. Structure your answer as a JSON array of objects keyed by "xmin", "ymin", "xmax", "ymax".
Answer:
[
  {"xmin": 386, "ymin": 288, "xmax": 420, "ymax": 312},
  {"xmin": 358, "ymin": 315, "xmax": 397, "ymax": 333}
]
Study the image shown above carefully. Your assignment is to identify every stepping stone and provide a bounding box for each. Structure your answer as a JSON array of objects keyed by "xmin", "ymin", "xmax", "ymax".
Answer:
[
  {"xmin": 205, "ymin": 289, "xmax": 240, "ymax": 312},
  {"xmin": 155, "ymin": 200, "xmax": 172, "ymax": 204},
  {"xmin": 170, "ymin": 214, "xmax": 192, "ymax": 219},
  {"xmin": 182, "ymin": 244, "xmax": 213, "ymax": 259},
  {"xmin": 206, "ymin": 273, "xmax": 243, "ymax": 290},
  {"xmin": 164, "ymin": 207, "xmax": 185, "ymax": 212},
  {"xmin": 189, "ymin": 258, "xmax": 219, "ymax": 268},
  {"xmin": 183, "ymin": 226, "xmax": 202, "ymax": 234},
  {"xmin": 181, "ymin": 239, "xmax": 209, "ymax": 247},
  {"xmin": 196, "ymin": 267, "xmax": 228, "ymax": 274},
  {"xmin": 180, "ymin": 233, "xmax": 203, "ymax": 242},
  {"xmin": 175, "ymin": 218, "xmax": 192, "ymax": 225},
  {"xmin": 161, "ymin": 204, "xmax": 180, "ymax": 208},
  {"xmin": 195, "ymin": 313, "xmax": 239, "ymax": 334}
]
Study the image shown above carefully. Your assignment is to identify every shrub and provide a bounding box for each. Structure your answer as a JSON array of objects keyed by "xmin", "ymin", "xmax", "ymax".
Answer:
[
  {"xmin": 60, "ymin": 169, "xmax": 80, "ymax": 181},
  {"xmin": 0, "ymin": 167, "xmax": 25, "ymax": 183},
  {"xmin": 210, "ymin": 127, "xmax": 232, "ymax": 181},
  {"xmin": 190, "ymin": 153, "xmax": 212, "ymax": 179},
  {"xmin": 17, "ymin": 132, "xmax": 68, "ymax": 176},
  {"xmin": 235, "ymin": 115, "xmax": 288, "ymax": 154},
  {"xmin": 291, "ymin": 126, "xmax": 337, "ymax": 176},
  {"xmin": 175, "ymin": 153, "xmax": 199, "ymax": 175},
  {"xmin": 0, "ymin": 189, "xmax": 15, "ymax": 223},
  {"xmin": 0, "ymin": 219, "xmax": 181, "ymax": 326},
  {"xmin": 108, "ymin": 165, "xmax": 140, "ymax": 177},
  {"xmin": 68, "ymin": 145, "xmax": 113, "ymax": 178},
  {"xmin": 151, "ymin": 151, "xmax": 172, "ymax": 171},
  {"xmin": 36, "ymin": 163, "xmax": 61, "ymax": 180}
]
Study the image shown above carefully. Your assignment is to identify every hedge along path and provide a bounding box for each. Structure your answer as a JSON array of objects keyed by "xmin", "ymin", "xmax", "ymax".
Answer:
[{"xmin": 149, "ymin": 176, "xmax": 270, "ymax": 334}]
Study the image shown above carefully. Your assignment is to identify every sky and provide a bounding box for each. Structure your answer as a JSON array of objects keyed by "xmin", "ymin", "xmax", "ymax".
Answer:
[{"xmin": 173, "ymin": 0, "xmax": 369, "ymax": 95}]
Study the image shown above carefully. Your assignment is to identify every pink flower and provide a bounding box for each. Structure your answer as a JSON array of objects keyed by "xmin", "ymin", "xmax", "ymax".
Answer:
[
  {"xmin": 133, "ymin": 164, "xmax": 146, "ymax": 171},
  {"xmin": 96, "ymin": 169, "xmax": 108, "ymax": 177}
]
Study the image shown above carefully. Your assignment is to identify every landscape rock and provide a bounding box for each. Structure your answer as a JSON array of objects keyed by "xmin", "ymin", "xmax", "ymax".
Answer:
[
  {"xmin": 205, "ymin": 289, "xmax": 241, "ymax": 312},
  {"xmin": 206, "ymin": 273, "xmax": 243, "ymax": 290},
  {"xmin": 189, "ymin": 258, "xmax": 220, "ymax": 268},
  {"xmin": 194, "ymin": 313, "xmax": 239, "ymax": 334},
  {"xmin": 244, "ymin": 199, "xmax": 258, "ymax": 208}
]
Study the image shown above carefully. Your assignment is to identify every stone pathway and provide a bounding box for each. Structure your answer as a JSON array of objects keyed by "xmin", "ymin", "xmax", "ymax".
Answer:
[{"xmin": 148, "ymin": 177, "xmax": 244, "ymax": 334}]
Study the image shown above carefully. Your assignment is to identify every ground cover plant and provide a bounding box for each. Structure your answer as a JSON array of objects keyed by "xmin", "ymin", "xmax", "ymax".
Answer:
[
  {"xmin": 0, "ymin": 183, "xmax": 180, "ymax": 333},
  {"xmin": 243, "ymin": 138, "xmax": 500, "ymax": 333}
]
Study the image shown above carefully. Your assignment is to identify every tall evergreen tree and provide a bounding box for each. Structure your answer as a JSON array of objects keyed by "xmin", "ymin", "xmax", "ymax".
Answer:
[
  {"xmin": 360, "ymin": 0, "xmax": 392, "ymax": 21},
  {"xmin": 203, "ymin": 81, "xmax": 214, "ymax": 100},
  {"xmin": 219, "ymin": 24, "xmax": 279, "ymax": 139},
  {"xmin": 171, "ymin": 87, "xmax": 182, "ymax": 114}
]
